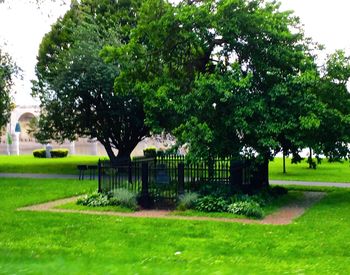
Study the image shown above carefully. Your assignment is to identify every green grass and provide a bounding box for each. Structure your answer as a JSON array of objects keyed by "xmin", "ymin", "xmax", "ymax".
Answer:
[
  {"xmin": 0, "ymin": 155, "xmax": 102, "ymax": 174},
  {"xmin": 269, "ymin": 157, "xmax": 350, "ymax": 183},
  {"xmin": 56, "ymin": 201, "xmax": 134, "ymax": 213},
  {"xmin": 1, "ymin": 155, "xmax": 350, "ymax": 183},
  {"xmin": 1, "ymin": 178, "xmax": 350, "ymax": 273}
]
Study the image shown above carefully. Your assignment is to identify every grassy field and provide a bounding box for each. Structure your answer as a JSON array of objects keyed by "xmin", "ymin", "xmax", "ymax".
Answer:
[
  {"xmin": 1, "ymin": 178, "xmax": 350, "ymax": 273},
  {"xmin": 0, "ymin": 155, "xmax": 101, "ymax": 174},
  {"xmin": 269, "ymin": 157, "xmax": 350, "ymax": 183},
  {"xmin": 0, "ymin": 155, "xmax": 349, "ymax": 182}
]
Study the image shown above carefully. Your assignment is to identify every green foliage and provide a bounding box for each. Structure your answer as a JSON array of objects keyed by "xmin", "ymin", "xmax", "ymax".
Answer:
[
  {"xmin": 0, "ymin": 50, "xmax": 19, "ymax": 131},
  {"xmin": 77, "ymin": 189, "xmax": 138, "ymax": 210},
  {"xmin": 33, "ymin": 0, "xmax": 148, "ymax": 163},
  {"xmin": 227, "ymin": 201, "xmax": 264, "ymax": 219},
  {"xmin": 109, "ymin": 188, "xmax": 138, "ymax": 210},
  {"xmin": 33, "ymin": 149, "xmax": 46, "ymax": 158},
  {"xmin": 177, "ymin": 192, "xmax": 199, "ymax": 211},
  {"xmin": 77, "ymin": 192, "xmax": 110, "ymax": 207},
  {"xmin": 195, "ymin": 196, "xmax": 228, "ymax": 212},
  {"xmin": 101, "ymin": 0, "xmax": 342, "ymax": 169},
  {"xmin": 269, "ymin": 186, "xmax": 289, "ymax": 197},
  {"xmin": 231, "ymin": 193, "xmax": 268, "ymax": 207},
  {"xmin": 50, "ymin": 149, "xmax": 69, "ymax": 158},
  {"xmin": 33, "ymin": 149, "xmax": 69, "ymax": 158},
  {"xmin": 143, "ymin": 147, "xmax": 157, "ymax": 158}
]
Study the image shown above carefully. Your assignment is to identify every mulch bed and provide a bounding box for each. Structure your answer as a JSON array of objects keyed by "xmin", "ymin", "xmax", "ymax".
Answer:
[{"xmin": 18, "ymin": 191, "xmax": 325, "ymax": 225}]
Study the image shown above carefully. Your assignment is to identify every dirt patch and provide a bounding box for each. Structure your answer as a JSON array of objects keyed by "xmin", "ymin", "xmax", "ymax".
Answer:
[{"xmin": 18, "ymin": 191, "xmax": 325, "ymax": 225}]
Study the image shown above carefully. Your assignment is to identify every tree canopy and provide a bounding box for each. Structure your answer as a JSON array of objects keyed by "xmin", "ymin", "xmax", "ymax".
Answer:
[
  {"xmin": 304, "ymin": 51, "xmax": 350, "ymax": 161},
  {"xmin": 33, "ymin": 0, "xmax": 350, "ymax": 171},
  {"xmin": 32, "ymin": 0, "xmax": 147, "ymax": 163},
  {"xmin": 102, "ymin": 0, "xmax": 323, "ymax": 163},
  {"xmin": 0, "ymin": 49, "xmax": 18, "ymax": 132}
]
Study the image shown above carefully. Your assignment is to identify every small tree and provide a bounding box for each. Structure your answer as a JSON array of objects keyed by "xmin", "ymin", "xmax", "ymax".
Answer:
[
  {"xmin": 32, "ymin": 0, "xmax": 148, "ymax": 163},
  {"xmin": 0, "ymin": 49, "xmax": 19, "ymax": 134}
]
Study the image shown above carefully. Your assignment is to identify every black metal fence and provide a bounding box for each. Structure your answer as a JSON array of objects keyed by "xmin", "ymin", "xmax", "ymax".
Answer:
[{"xmin": 98, "ymin": 155, "xmax": 255, "ymax": 207}]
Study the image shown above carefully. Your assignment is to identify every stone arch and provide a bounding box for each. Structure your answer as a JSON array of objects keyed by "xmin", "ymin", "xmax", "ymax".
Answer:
[
  {"xmin": 7, "ymin": 105, "xmax": 40, "ymax": 144},
  {"xmin": 18, "ymin": 112, "xmax": 36, "ymax": 141}
]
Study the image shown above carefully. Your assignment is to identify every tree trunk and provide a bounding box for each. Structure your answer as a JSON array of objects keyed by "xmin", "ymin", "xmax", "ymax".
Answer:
[
  {"xmin": 308, "ymin": 147, "xmax": 313, "ymax": 169},
  {"xmin": 102, "ymin": 142, "xmax": 117, "ymax": 164},
  {"xmin": 262, "ymin": 155, "xmax": 269, "ymax": 187},
  {"xmin": 115, "ymin": 148, "xmax": 132, "ymax": 165}
]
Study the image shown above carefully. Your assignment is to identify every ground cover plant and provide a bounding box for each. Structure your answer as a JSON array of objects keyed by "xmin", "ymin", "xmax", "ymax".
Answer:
[
  {"xmin": 1, "ymin": 178, "xmax": 350, "ymax": 273},
  {"xmin": 173, "ymin": 186, "xmax": 297, "ymax": 219},
  {"xmin": 58, "ymin": 187, "xmax": 302, "ymax": 220},
  {"xmin": 77, "ymin": 189, "xmax": 138, "ymax": 210},
  {"xmin": 269, "ymin": 157, "xmax": 350, "ymax": 182},
  {"xmin": 0, "ymin": 155, "xmax": 100, "ymax": 174}
]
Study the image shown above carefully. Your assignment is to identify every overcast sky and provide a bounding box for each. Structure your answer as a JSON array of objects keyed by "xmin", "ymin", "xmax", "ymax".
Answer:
[{"xmin": 1, "ymin": 0, "xmax": 350, "ymax": 105}]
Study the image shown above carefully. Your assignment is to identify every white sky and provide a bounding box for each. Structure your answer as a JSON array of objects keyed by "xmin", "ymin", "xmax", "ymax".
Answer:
[{"xmin": 0, "ymin": 0, "xmax": 350, "ymax": 105}]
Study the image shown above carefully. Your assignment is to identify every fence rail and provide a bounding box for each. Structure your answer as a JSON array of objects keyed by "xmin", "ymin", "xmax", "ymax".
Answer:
[{"xmin": 98, "ymin": 155, "xmax": 254, "ymax": 207}]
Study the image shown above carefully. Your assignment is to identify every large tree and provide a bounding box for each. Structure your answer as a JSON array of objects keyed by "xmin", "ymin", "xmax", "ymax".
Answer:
[
  {"xmin": 32, "ymin": 0, "xmax": 148, "ymax": 163},
  {"xmin": 102, "ymin": 0, "xmax": 321, "ymax": 184},
  {"xmin": 0, "ymin": 49, "xmax": 18, "ymax": 132}
]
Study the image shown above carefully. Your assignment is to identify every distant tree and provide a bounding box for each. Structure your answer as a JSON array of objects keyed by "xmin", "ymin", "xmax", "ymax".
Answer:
[
  {"xmin": 32, "ymin": 0, "xmax": 148, "ymax": 163},
  {"xmin": 0, "ymin": 49, "xmax": 19, "ymax": 133},
  {"xmin": 304, "ymin": 51, "xmax": 350, "ymax": 162}
]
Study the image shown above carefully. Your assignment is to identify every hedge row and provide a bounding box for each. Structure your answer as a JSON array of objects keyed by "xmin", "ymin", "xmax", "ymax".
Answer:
[{"xmin": 33, "ymin": 149, "xmax": 69, "ymax": 158}]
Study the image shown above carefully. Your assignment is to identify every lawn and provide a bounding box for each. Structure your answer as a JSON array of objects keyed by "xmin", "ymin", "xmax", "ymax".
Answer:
[
  {"xmin": 1, "ymin": 178, "xmax": 350, "ymax": 274},
  {"xmin": 1, "ymin": 155, "xmax": 350, "ymax": 183},
  {"xmin": 269, "ymin": 157, "xmax": 350, "ymax": 183},
  {"xmin": 0, "ymin": 155, "xmax": 101, "ymax": 174}
]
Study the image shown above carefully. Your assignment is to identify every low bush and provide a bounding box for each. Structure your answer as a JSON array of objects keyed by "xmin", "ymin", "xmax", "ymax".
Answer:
[
  {"xmin": 177, "ymin": 192, "xmax": 199, "ymax": 211},
  {"xmin": 33, "ymin": 149, "xmax": 46, "ymax": 158},
  {"xmin": 77, "ymin": 192, "xmax": 109, "ymax": 207},
  {"xmin": 270, "ymin": 186, "xmax": 288, "ymax": 197},
  {"xmin": 77, "ymin": 189, "xmax": 138, "ymax": 210},
  {"xmin": 51, "ymin": 149, "xmax": 69, "ymax": 158},
  {"xmin": 227, "ymin": 201, "xmax": 264, "ymax": 219},
  {"xmin": 195, "ymin": 196, "xmax": 228, "ymax": 212},
  {"xmin": 109, "ymin": 188, "xmax": 138, "ymax": 210},
  {"xmin": 33, "ymin": 148, "xmax": 69, "ymax": 158}
]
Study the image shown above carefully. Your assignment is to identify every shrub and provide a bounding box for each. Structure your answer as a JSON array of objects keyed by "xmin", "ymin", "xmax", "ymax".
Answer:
[
  {"xmin": 143, "ymin": 147, "xmax": 157, "ymax": 158},
  {"xmin": 227, "ymin": 201, "xmax": 264, "ymax": 219},
  {"xmin": 77, "ymin": 192, "xmax": 109, "ymax": 207},
  {"xmin": 109, "ymin": 188, "xmax": 138, "ymax": 210},
  {"xmin": 50, "ymin": 149, "xmax": 69, "ymax": 158},
  {"xmin": 33, "ymin": 149, "xmax": 46, "ymax": 158},
  {"xmin": 231, "ymin": 193, "xmax": 267, "ymax": 206},
  {"xmin": 195, "ymin": 196, "xmax": 228, "ymax": 212},
  {"xmin": 270, "ymin": 186, "xmax": 288, "ymax": 197},
  {"xmin": 33, "ymin": 148, "xmax": 69, "ymax": 158},
  {"xmin": 177, "ymin": 192, "xmax": 199, "ymax": 211},
  {"xmin": 197, "ymin": 182, "xmax": 231, "ymax": 198}
]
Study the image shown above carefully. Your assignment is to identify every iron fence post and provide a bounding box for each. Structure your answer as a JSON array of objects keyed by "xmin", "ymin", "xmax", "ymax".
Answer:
[
  {"xmin": 229, "ymin": 160, "xmax": 243, "ymax": 194},
  {"xmin": 178, "ymin": 162, "xmax": 185, "ymax": 195},
  {"xmin": 140, "ymin": 162, "xmax": 151, "ymax": 208},
  {"xmin": 98, "ymin": 159, "xmax": 102, "ymax": 193}
]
